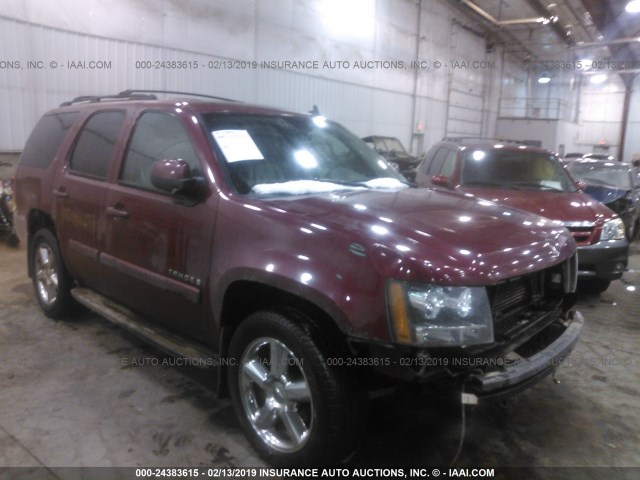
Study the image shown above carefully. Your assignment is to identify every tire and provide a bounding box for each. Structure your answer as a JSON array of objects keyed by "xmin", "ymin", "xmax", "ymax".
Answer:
[
  {"xmin": 31, "ymin": 229, "xmax": 75, "ymax": 318},
  {"xmin": 625, "ymin": 223, "xmax": 635, "ymax": 242},
  {"xmin": 6, "ymin": 232, "xmax": 19, "ymax": 247},
  {"xmin": 632, "ymin": 219, "xmax": 640, "ymax": 242},
  {"xmin": 579, "ymin": 278, "xmax": 611, "ymax": 295},
  {"xmin": 227, "ymin": 310, "xmax": 360, "ymax": 466}
]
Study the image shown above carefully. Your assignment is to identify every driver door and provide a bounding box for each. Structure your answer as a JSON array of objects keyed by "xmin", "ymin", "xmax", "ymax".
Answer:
[{"xmin": 100, "ymin": 110, "xmax": 214, "ymax": 338}]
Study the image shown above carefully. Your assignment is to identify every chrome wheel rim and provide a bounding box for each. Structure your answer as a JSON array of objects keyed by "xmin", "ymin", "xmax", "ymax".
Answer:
[
  {"xmin": 34, "ymin": 243, "xmax": 58, "ymax": 306},
  {"xmin": 239, "ymin": 337, "xmax": 314, "ymax": 453}
]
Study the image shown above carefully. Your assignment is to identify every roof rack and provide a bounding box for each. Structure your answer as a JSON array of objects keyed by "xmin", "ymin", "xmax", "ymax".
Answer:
[
  {"xmin": 118, "ymin": 89, "xmax": 241, "ymax": 103},
  {"xmin": 442, "ymin": 136, "xmax": 487, "ymax": 142},
  {"xmin": 60, "ymin": 90, "xmax": 242, "ymax": 107},
  {"xmin": 60, "ymin": 92, "xmax": 157, "ymax": 107},
  {"xmin": 442, "ymin": 136, "xmax": 540, "ymax": 146}
]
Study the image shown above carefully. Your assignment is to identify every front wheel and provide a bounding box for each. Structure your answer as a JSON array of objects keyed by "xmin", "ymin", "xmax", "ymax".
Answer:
[
  {"xmin": 631, "ymin": 219, "xmax": 639, "ymax": 242},
  {"xmin": 228, "ymin": 310, "xmax": 360, "ymax": 466},
  {"xmin": 31, "ymin": 229, "xmax": 75, "ymax": 318}
]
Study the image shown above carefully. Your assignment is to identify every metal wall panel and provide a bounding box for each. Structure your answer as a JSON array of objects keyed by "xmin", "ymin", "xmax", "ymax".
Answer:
[
  {"xmin": 623, "ymin": 75, "xmax": 640, "ymax": 161},
  {"xmin": 577, "ymin": 81, "xmax": 625, "ymax": 152},
  {"xmin": 445, "ymin": 23, "xmax": 490, "ymax": 138},
  {"xmin": 0, "ymin": 0, "xmax": 510, "ymax": 154},
  {"xmin": 0, "ymin": 12, "xmax": 416, "ymax": 151}
]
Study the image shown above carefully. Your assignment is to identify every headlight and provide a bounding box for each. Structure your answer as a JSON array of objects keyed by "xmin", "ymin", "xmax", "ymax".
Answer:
[
  {"xmin": 387, "ymin": 281, "xmax": 494, "ymax": 347},
  {"xmin": 600, "ymin": 218, "xmax": 625, "ymax": 241}
]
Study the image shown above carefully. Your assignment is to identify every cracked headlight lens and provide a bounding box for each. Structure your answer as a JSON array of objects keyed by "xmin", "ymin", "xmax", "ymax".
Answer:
[{"xmin": 387, "ymin": 281, "xmax": 494, "ymax": 347}]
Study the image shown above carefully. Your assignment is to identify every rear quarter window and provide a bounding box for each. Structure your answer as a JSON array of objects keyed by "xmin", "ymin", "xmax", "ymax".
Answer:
[{"xmin": 20, "ymin": 112, "xmax": 78, "ymax": 168}]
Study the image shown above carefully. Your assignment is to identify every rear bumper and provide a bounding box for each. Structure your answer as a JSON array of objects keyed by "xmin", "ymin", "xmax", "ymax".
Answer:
[
  {"xmin": 577, "ymin": 239, "xmax": 628, "ymax": 280},
  {"xmin": 469, "ymin": 311, "xmax": 584, "ymax": 398}
]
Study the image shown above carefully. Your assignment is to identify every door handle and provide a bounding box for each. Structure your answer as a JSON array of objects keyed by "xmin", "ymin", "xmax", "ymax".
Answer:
[
  {"xmin": 105, "ymin": 206, "xmax": 129, "ymax": 219},
  {"xmin": 53, "ymin": 188, "xmax": 69, "ymax": 199}
]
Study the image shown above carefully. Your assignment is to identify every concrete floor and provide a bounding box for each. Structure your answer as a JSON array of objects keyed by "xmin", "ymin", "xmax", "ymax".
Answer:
[{"xmin": 0, "ymin": 238, "xmax": 638, "ymax": 475}]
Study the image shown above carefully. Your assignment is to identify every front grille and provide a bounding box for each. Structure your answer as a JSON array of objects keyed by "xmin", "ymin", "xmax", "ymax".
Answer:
[
  {"xmin": 568, "ymin": 226, "xmax": 601, "ymax": 246},
  {"xmin": 490, "ymin": 271, "xmax": 544, "ymax": 336},
  {"xmin": 493, "ymin": 278, "xmax": 528, "ymax": 313},
  {"xmin": 488, "ymin": 253, "xmax": 577, "ymax": 339}
]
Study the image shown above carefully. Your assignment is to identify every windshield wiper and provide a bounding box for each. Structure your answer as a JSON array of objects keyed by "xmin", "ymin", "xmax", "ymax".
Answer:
[
  {"xmin": 312, "ymin": 178, "xmax": 372, "ymax": 188},
  {"xmin": 510, "ymin": 181, "xmax": 563, "ymax": 192},
  {"xmin": 463, "ymin": 180, "xmax": 514, "ymax": 188}
]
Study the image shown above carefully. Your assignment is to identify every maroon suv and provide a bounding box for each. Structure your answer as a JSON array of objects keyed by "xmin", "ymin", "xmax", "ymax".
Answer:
[
  {"xmin": 416, "ymin": 138, "xmax": 629, "ymax": 293},
  {"xmin": 16, "ymin": 91, "xmax": 583, "ymax": 466}
]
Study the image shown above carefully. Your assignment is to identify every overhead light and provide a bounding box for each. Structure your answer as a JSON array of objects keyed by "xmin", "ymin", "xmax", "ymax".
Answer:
[
  {"xmin": 538, "ymin": 74, "xmax": 551, "ymax": 84},
  {"xmin": 626, "ymin": 1, "xmax": 640, "ymax": 13},
  {"xmin": 590, "ymin": 74, "xmax": 607, "ymax": 84}
]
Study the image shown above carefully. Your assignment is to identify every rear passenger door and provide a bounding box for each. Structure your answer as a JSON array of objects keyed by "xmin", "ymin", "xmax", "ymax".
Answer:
[
  {"xmin": 53, "ymin": 110, "xmax": 126, "ymax": 290},
  {"xmin": 100, "ymin": 110, "xmax": 214, "ymax": 338}
]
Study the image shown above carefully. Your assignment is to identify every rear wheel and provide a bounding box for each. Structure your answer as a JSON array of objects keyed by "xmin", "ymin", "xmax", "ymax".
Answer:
[
  {"xmin": 228, "ymin": 310, "xmax": 360, "ymax": 466},
  {"xmin": 31, "ymin": 229, "xmax": 74, "ymax": 318}
]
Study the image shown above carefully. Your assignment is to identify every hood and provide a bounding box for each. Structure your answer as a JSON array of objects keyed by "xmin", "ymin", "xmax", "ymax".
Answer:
[
  {"xmin": 461, "ymin": 187, "xmax": 617, "ymax": 226},
  {"xmin": 260, "ymin": 187, "xmax": 576, "ymax": 285},
  {"xmin": 583, "ymin": 185, "xmax": 628, "ymax": 207},
  {"xmin": 383, "ymin": 152, "xmax": 419, "ymax": 167}
]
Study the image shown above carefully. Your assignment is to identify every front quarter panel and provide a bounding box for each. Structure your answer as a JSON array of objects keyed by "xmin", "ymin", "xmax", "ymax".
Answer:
[{"xmin": 209, "ymin": 195, "xmax": 390, "ymax": 341}]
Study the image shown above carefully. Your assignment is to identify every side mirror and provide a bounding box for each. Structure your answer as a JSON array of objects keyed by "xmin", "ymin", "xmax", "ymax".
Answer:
[
  {"xmin": 150, "ymin": 159, "xmax": 205, "ymax": 198},
  {"xmin": 576, "ymin": 180, "xmax": 586, "ymax": 191},
  {"xmin": 431, "ymin": 174, "xmax": 450, "ymax": 188}
]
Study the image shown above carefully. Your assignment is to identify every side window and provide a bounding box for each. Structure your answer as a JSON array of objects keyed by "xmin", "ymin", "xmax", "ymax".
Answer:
[
  {"xmin": 69, "ymin": 111, "xmax": 125, "ymax": 179},
  {"xmin": 420, "ymin": 146, "xmax": 440, "ymax": 174},
  {"xmin": 120, "ymin": 111, "xmax": 200, "ymax": 191},
  {"xmin": 21, "ymin": 112, "xmax": 78, "ymax": 168},
  {"xmin": 441, "ymin": 150, "xmax": 457, "ymax": 177},
  {"xmin": 427, "ymin": 148, "xmax": 448, "ymax": 175}
]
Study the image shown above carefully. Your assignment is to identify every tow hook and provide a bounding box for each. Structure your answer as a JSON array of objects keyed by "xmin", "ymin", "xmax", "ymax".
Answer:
[{"xmin": 551, "ymin": 369, "xmax": 561, "ymax": 385}]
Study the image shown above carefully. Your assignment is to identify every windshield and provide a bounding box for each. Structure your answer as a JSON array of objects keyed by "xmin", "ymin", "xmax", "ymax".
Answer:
[
  {"xmin": 584, "ymin": 154, "xmax": 615, "ymax": 161},
  {"xmin": 375, "ymin": 137, "xmax": 407, "ymax": 154},
  {"xmin": 203, "ymin": 114, "xmax": 407, "ymax": 196},
  {"xmin": 461, "ymin": 149, "xmax": 576, "ymax": 192},
  {"xmin": 568, "ymin": 164, "xmax": 631, "ymax": 189}
]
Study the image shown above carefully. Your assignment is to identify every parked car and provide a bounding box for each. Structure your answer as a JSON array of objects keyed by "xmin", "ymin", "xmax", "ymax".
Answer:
[
  {"xmin": 362, "ymin": 135, "xmax": 419, "ymax": 181},
  {"xmin": 563, "ymin": 152, "xmax": 584, "ymax": 162},
  {"xmin": 582, "ymin": 153, "xmax": 616, "ymax": 162},
  {"xmin": 567, "ymin": 159, "xmax": 640, "ymax": 241},
  {"xmin": 416, "ymin": 138, "xmax": 629, "ymax": 293},
  {"xmin": 16, "ymin": 92, "xmax": 583, "ymax": 466},
  {"xmin": 0, "ymin": 177, "xmax": 19, "ymax": 246},
  {"xmin": 632, "ymin": 159, "xmax": 640, "ymax": 183}
]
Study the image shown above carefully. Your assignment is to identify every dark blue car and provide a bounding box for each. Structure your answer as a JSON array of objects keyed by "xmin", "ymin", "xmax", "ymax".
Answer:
[{"xmin": 568, "ymin": 159, "xmax": 640, "ymax": 241}]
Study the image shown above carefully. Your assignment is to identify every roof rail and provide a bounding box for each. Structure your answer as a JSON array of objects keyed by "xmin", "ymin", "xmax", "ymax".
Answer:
[
  {"xmin": 441, "ymin": 136, "xmax": 488, "ymax": 142},
  {"xmin": 60, "ymin": 92, "xmax": 157, "ymax": 107},
  {"xmin": 441, "ymin": 136, "xmax": 540, "ymax": 146},
  {"xmin": 118, "ymin": 89, "xmax": 241, "ymax": 103}
]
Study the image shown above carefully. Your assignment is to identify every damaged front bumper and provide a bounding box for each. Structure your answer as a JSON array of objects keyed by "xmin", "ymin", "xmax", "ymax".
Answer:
[{"xmin": 468, "ymin": 311, "xmax": 584, "ymax": 399}]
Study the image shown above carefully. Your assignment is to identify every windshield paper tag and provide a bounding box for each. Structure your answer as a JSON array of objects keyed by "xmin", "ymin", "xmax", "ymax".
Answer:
[{"xmin": 212, "ymin": 130, "xmax": 264, "ymax": 163}]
